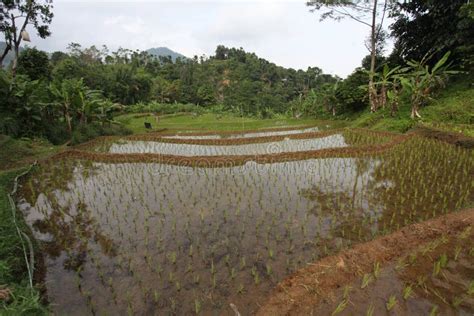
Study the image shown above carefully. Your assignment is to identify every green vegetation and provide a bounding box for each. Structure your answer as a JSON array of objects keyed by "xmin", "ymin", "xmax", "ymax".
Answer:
[
  {"xmin": 348, "ymin": 81, "xmax": 474, "ymax": 136},
  {"xmin": 116, "ymin": 113, "xmax": 330, "ymax": 134},
  {"xmin": 0, "ymin": 136, "xmax": 57, "ymax": 313},
  {"xmin": 0, "ymin": 135, "xmax": 59, "ymax": 170},
  {"xmin": 0, "ymin": 169, "xmax": 47, "ymax": 314}
]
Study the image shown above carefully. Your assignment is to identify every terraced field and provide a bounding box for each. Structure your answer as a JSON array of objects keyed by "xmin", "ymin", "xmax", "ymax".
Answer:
[{"xmin": 15, "ymin": 125, "xmax": 473, "ymax": 315}]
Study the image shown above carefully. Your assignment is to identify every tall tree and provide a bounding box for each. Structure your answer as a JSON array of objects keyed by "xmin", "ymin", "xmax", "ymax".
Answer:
[
  {"xmin": 0, "ymin": 0, "xmax": 53, "ymax": 76},
  {"xmin": 390, "ymin": 0, "xmax": 474, "ymax": 72},
  {"xmin": 307, "ymin": 0, "xmax": 393, "ymax": 112}
]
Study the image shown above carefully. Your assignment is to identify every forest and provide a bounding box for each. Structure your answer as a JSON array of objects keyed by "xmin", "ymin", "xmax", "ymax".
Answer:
[{"xmin": 0, "ymin": 0, "xmax": 471, "ymax": 145}]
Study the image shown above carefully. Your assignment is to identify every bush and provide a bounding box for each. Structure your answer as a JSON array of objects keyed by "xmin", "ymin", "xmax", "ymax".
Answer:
[
  {"xmin": 71, "ymin": 123, "xmax": 132, "ymax": 145},
  {"xmin": 44, "ymin": 121, "xmax": 70, "ymax": 145},
  {"xmin": 125, "ymin": 102, "xmax": 205, "ymax": 115}
]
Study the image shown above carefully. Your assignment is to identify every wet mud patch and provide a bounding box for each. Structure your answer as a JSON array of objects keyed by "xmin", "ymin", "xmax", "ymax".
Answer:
[{"xmin": 411, "ymin": 126, "xmax": 474, "ymax": 149}]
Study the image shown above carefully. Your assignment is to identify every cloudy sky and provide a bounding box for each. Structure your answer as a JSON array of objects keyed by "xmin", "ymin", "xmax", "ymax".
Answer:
[{"xmin": 28, "ymin": 0, "xmax": 391, "ymax": 78}]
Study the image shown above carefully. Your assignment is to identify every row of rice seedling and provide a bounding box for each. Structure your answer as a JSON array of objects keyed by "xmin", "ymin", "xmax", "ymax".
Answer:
[
  {"xmin": 162, "ymin": 126, "xmax": 322, "ymax": 140},
  {"xmin": 106, "ymin": 134, "xmax": 347, "ymax": 156},
  {"xmin": 323, "ymin": 220, "xmax": 473, "ymax": 315}
]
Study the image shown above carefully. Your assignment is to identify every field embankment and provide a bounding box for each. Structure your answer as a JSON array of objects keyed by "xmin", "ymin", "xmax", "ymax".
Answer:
[{"xmin": 258, "ymin": 208, "xmax": 474, "ymax": 316}]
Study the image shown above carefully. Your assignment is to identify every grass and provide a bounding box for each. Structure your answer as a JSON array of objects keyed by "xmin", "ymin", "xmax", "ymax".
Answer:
[
  {"xmin": 0, "ymin": 169, "xmax": 47, "ymax": 315},
  {"xmin": 115, "ymin": 113, "xmax": 333, "ymax": 134},
  {"xmin": 349, "ymin": 81, "xmax": 474, "ymax": 136},
  {"xmin": 0, "ymin": 136, "xmax": 55, "ymax": 314},
  {"xmin": 0, "ymin": 135, "xmax": 60, "ymax": 171},
  {"xmin": 419, "ymin": 82, "xmax": 474, "ymax": 137}
]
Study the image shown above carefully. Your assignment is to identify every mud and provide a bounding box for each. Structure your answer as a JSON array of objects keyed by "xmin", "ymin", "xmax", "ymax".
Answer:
[{"xmin": 411, "ymin": 126, "xmax": 474, "ymax": 149}]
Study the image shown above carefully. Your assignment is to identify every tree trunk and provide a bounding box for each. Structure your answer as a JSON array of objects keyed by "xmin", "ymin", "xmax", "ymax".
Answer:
[
  {"xmin": 380, "ymin": 85, "xmax": 387, "ymax": 109},
  {"xmin": 12, "ymin": 45, "xmax": 19, "ymax": 77},
  {"xmin": 0, "ymin": 44, "xmax": 11, "ymax": 66},
  {"xmin": 369, "ymin": 0, "xmax": 378, "ymax": 112}
]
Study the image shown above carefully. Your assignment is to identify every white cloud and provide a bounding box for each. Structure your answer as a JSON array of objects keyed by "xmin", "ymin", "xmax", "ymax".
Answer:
[{"xmin": 26, "ymin": 0, "xmax": 392, "ymax": 77}]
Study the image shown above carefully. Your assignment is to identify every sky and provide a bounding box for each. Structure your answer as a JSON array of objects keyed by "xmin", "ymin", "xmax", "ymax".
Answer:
[{"xmin": 28, "ymin": 0, "xmax": 392, "ymax": 78}]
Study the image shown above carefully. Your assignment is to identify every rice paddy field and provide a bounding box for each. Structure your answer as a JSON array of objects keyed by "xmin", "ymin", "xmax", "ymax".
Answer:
[{"xmin": 14, "ymin": 122, "xmax": 473, "ymax": 315}]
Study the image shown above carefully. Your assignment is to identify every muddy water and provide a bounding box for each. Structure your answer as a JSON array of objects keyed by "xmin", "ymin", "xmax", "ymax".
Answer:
[
  {"xmin": 162, "ymin": 127, "xmax": 321, "ymax": 140},
  {"xmin": 106, "ymin": 134, "xmax": 347, "ymax": 155},
  {"xmin": 17, "ymin": 137, "xmax": 473, "ymax": 315}
]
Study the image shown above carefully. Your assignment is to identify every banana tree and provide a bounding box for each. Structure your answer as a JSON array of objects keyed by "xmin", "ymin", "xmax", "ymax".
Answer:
[
  {"xmin": 319, "ymin": 82, "xmax": 339, "ymax": 116},
  {"xmin": 94, "ymin": 100, "xmax": 123, "ymax": 126},
  {"xmin": 49, "ymin": 80, "xmax": 79, "ymax": 134},
  {"xmin": 78, "ymin": 89, "xmax": 102, "ymax": 125},
  {"xmin": 373, "ymin": 64, "xmax": 405, "ymax": 111},
  {"xmin": 403, "ymin": 51, "xmax": 458, "ymax": 119}
]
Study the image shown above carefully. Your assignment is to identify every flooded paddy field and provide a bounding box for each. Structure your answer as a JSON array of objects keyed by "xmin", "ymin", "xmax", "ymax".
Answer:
[
  {"xmin": 15, "ymin": 129, "xmax": 473, "ymax": 315},
  {"xmin": 161, "ymin": 126, "xmax": 322, "ymax": 140},
  {"xmin": 106, "ymin": 134, "xmax": 346, "ymax": 155},
  {"xmin": 85, "ymin": 129, "xmax": 396, "ymax": 156}
]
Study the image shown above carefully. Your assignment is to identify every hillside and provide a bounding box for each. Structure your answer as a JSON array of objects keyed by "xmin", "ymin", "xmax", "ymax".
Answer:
[{"xmin": 349, "ymin": 80, "xmax": 474, "ymax": 137}]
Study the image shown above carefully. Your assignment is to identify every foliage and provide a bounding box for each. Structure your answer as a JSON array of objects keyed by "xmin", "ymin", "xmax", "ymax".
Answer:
[
  {"xmin": 125, "ymin": 102, "xmax": 205, "ymax": 115},
  {"xmin": 390, "ymin": 0, "xmax": 474, "ymax": 72},
  {"xmin": 0, "ymin": 168, "xmax": 48, "ymax": 314},
  {"xmin": 399, "ymin": 52, "xmax": 458, "ymax": 118},
  {"xmin": 70, "ymin": 122, "xmax": 131, "ymax": 145},
  {"xmin": 0, "ymin": 0, "xmax": 54, "ymax": 73},
  {"xmin": 335, "ymin": 68, "xmax": 368, "ymax": 113},
  {"xmin": 16, "ymin": 47, "xmax": 50, "ymax": 80}
]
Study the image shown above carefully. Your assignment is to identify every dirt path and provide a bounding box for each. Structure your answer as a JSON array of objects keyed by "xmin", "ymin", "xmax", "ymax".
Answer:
[
  {"xmin": 411, "ymin": 126, "xmax": 474, "ymax": 149},
  {"xmin": 257, "ymin": 209, "xmax": 474, "ymax": 316}
]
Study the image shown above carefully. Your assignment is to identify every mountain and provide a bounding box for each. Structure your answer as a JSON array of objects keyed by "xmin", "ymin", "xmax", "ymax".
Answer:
[
  {"xmin": 0, "ymin": 42, "xmax": 16, "ymax": 67},
  {"xmin": 0, "ymin": 42, "xmax": 28, "ymax": 67},
  {"xmin": 146, "ymin": 47, "xmax": 187, "ymax": 62}
]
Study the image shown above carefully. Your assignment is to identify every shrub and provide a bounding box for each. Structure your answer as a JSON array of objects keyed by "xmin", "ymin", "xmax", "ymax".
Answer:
[
  {"xmin": 71, "ymin": 123, "xmax": 132, "ymax": 145},
  {"xmin": 125, "ymin": 102, "xmax": 205, "ymax": 115}
]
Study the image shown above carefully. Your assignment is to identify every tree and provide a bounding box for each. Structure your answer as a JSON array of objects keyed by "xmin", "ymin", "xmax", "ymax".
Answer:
[
  {"xmin": 390, "ymin": 0, "xmax": 473, "ymax": 71},
  {"xmin": 16, "ymin": 46, "xmax": 50, "ymax": 80},
  {"xmin": 373, "ymin": 63, "xmax": 402, "ymax": 110},
  {"xmin": 399, "ymin": 52, "xmax": 457, "ymax": 119},
  {"xmin": 307, "ymin": 0, "xmax": 393, "ymax": 112},
  {"xmin": 0, "ymin": 0, "xmax": 53, "ymax": 76},
  {"xmin": 319, "ymin": 82, "xmax": 339, "ymax": 116}
]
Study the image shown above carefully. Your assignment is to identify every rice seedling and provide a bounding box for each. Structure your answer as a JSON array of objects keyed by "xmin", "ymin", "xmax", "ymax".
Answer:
[
  {"xmin": 402, "ymin": 284, "xmax": 413, "ymax": 300},
  {"xmin": 194, "ymin": 298, "xmax": 202, "ymax": 314},
  {"xmin": 361, "ymin": 273, "xmax": 373, "ymax": 289},
  {"xmin": 386, "ymin": 295, "xmax": 397, "ymax": 311},
  {"xmin": 331, "ymin": 298, "xmax": 348, "ymax": 315},
  {"xmin": 429, "ymin": 305, "xmax": 439, "ymax": 316}
]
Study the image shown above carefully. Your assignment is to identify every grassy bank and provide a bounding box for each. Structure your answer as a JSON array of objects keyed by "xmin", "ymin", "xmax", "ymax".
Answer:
[
  {"xmin": 0, "ymin": 169, "xmax": 47, "ymax": 314},
  {"xmin": 0, "ymin": 137, "xmax": 57, "ymax": 314},
  {"xmin": 349, "ymin": 81, "xmax": 474, "ymax": 137},
  {"xmin": 115, "ymin": 112, "xmax": 338, "ymax": 134}
]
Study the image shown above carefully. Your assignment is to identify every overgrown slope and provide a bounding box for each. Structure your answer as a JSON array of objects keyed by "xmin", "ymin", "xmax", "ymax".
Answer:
[{"xmin": 349, "ymin": 81, "xmax": 474, "ymax": 137}]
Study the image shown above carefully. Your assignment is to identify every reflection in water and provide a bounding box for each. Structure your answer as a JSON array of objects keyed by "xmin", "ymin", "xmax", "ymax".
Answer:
[
  {"xmin": 17, "ymin": 137, "xmax": 472, "ymax": 315},
  {"xmin": 107, "ymin": 134, "xmax": 347, "ymax": 155},
  {"xmin": 162, "ymin": 127, "xmax": 321, "ymax": 140}
]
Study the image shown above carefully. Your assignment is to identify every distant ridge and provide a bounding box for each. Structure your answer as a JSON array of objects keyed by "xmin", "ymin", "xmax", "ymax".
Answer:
[
  {"xmin": 146, "ymin": 47, "xmax": 187, "ymax": 61},
  {"xmin": 0, "ymin": 42, "xmax": 25, "ymax": 67},
  {"xmin": 1, "ymin": 42, "xmax": 188, "ymax": 65}
]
